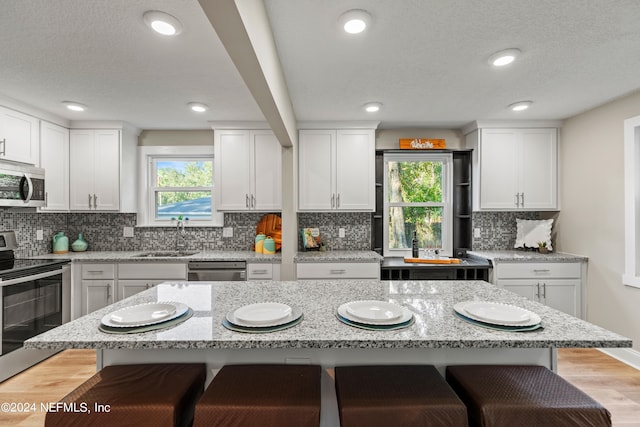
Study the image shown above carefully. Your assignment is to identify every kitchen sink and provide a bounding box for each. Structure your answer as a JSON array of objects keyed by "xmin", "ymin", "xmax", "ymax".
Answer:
[{"xmin": 133, "ymin": 251, "xmax": 198, "ymax": 258}]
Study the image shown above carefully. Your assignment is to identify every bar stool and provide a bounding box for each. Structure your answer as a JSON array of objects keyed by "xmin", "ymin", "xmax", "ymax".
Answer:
[
  {"xmin": 446, "ymin": 365, "xmax": 611, "ymax": 427},
  {"xmin": 193, "ymin": 364, "xmax": 321, "ymax": 427},
  {"xmin": 334, "ymin": 365, "xmax": 468, "ymax": 427},
  {"xmin": 45, "ymin": 363, "xmax": 207, "ymax": 427}
]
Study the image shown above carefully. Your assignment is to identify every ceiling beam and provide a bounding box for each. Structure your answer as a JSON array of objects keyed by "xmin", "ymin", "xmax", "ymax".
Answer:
[{"xmin": 198, "ymin": 0, "xmax": 296, "ymax": 147}]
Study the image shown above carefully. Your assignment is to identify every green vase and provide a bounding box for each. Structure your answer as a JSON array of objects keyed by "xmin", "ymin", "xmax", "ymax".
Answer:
[{"xmin": 71, "ymin": 233, "xmax": 88, "ymax": 252}]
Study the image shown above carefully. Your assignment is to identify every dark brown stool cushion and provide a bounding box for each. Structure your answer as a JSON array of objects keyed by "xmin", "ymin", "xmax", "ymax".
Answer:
[
  {"xmin": 45, "ymin": 363, "xmax": 206, "ymax": 427},
  {"xmin": 335, "ymin": 365, "xmax": 468, "ymax": 427},
  {"xmin": 446, "ymin": 365, "xmax": 611, "ymax": 427},
  {"xmin": 193, "ymin": 364, "xmax": 321, "ymax": 427}
]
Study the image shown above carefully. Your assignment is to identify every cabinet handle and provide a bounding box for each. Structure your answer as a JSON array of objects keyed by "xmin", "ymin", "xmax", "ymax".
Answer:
[
  {"xmin": 520, "ymin": 193, "xmax": 525, "ymax": 207},
  {"xmin": 533, "ymin": 269, "xmax": 550, "ymax": 273},
  {"xmin": 251, "ymin": 194, "xmax": 255, "ymax": 208},
  {"xmin": 253, "ymin": 269, "xmax": 268, "ymax": 274},
  {"xmin": 541, "ymin": 283, "xmax": 546, "ymax": 299},
  {"xmin": 330, "ymin": 269, "xmax": 346, "ymax": 274},
  {"xmin": 535, "ymin": 283, "xmax": 540, "ymax": 298},
  {"xmin": 94, "ymin": 194, "xmax": 98, "ymax": 209},
  {"xmin": 0, "ymin": 138, "xmax": 5, "ymax": 156},
  {"xmin": 246, "ymin": 194, "xmax": 250, "ymax": 208},
  {"xmin": 515, "ymin": 193, "xmax": 520, "ymax": 207},
  {"xmin": 331, "ymin": 194, "xmax": 335, "ymax": 208},
  {"xmin": 88, "ymin": 194, "xmax": 92, "ymax": 209},
  {"xmin": 337, "ymin": 193, "xmax": 340, "ymax": 208},
  {"xmin": 45, "ymin": 192, "xmax": 48, "ymax": 207},
  {"xmin": 106, "ymin": 286, "xmax": 111, "ymax": 300}
]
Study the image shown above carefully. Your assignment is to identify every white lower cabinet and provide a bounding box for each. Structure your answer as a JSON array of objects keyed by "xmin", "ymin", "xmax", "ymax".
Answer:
[
  {"xmin": 296, "ymin": 262, "xmax": 380, "ymax": 280},
  {"xmin": 80, "ymin": 263, "xmax": 116, "ymax": 316},
  {"xmin": 494, "ymin": 262, "xmax": 583, "ymax": 318},
  {"xmin": 79, "ymin": 262, "xmax": 187, "ymax": 315},
  {"xmin": 247, "ymin": 263, "xmax": 281, "ymax": 281}
]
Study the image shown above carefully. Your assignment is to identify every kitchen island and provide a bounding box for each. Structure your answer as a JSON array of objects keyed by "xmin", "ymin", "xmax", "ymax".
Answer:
[{"xmin": 25, "ymin": 279, "xmax": 630, "ymax": 425}]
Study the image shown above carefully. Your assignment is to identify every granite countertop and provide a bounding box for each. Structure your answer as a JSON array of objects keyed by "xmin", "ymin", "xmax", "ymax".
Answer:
[
  {"xmin": 25, "ymin": 280, "xmax": 630, "ymax": 351},
  {"xmin": 469, "ymin": 250, "xmax": 588, "ymax": 263},
  {"xmin": 294, "ymin": 250, "xmax": 382, "ymax": 263},
  {"xmin": 30, "ymin": 251, "xmax": 282, "ymax": 263}
]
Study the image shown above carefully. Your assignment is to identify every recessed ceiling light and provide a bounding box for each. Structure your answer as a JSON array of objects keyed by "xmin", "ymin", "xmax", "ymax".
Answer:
[
  {"xmin": 188, "ymin": 102, "xmax": 209, "ymax": 113},
  {"xmin": 364, "ymin": 102, "xmax": 382, "ymax": 113},
  {"xmin": 488, "ymin": 48, "xmax": 521, "ymax": 67},
  {"xmin": 143, "ymin": 10, "xmax": 183, "ymax": 36},
  {"xmin": 509, "ymin": 101, "xmax": 532, "ymax": 111},
  {"xmin": 62, "ymin": 101, "xmax": 87, "ymax": 112},
  {"xmin": 339, "ymin": 9, "xmax": 371, "ymax": 34}
]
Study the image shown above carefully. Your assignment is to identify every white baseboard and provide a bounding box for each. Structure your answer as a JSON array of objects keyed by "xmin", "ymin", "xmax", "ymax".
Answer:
[{"xmin": 598, "ymin": 348, "xmax": 640, "ymax": 370}]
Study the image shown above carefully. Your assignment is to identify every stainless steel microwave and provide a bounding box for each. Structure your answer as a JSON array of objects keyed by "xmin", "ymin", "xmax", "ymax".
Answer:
[{"xmin": 0, "ymin": 162, "xmax": 45, "ymax": 207}]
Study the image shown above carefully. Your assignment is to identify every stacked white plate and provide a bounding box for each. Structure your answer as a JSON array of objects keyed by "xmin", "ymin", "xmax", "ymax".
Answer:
[
  {"xmin": 337, "ymin": 300, "xmax": 413, "ymax": 330},
  {"xmin": 453, "ymin": 301, "xmax": 541, "ymax": 330},
  {"xmin": 224, "ymin": 302, "xmax": 302, "ymax": 332},
  {"xmin": 101, "ymin": 302, "xmax": 189, "ymax": 328}
]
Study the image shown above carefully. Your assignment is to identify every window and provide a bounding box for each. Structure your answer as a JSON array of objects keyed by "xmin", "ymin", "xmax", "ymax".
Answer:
[
  {"xmin": 383, "ymin": 152, "xmax": 453, "ymax": 257},
  {"xmin": 137, "ymin": 146, "xmax": 223, "ymax": 227}
]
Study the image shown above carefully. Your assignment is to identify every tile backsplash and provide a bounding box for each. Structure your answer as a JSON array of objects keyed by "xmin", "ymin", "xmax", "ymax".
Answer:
[
  {"xmin": 2, "ymin": 209, "xmax": 540, "ymax": 257},
  {"xmin": 471, "ymin": 211, "xmax": 541, "ymax": 250}
]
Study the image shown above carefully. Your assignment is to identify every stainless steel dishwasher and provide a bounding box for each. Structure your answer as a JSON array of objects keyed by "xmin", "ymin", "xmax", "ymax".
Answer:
[{"xmin": 187, "ymin": 261, "xmax": 247, "ymax": 281}]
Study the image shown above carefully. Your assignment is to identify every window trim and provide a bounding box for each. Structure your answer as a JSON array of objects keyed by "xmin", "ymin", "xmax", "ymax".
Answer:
[
  {"xmin": 382, "ymin": 152, "xmax": 453, "ymax": 257},
  {"xmin": 137, "ymin": 146, "xmax": 223, "ymax": 227},
  {"xmin": 623, "ymin": 115, "xmax": 640, "ymax": 288}
]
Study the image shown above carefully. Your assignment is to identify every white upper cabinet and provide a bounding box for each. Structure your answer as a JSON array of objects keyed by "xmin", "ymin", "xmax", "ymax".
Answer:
[
  {"xmin": 0, "ymin": 106, "xmax": 40, "ymax": 165},
  {"xmin": 466, "ymin": 126, "xmax": 558, "ymax": 211},
  {"xmin": 69, "ymin": 129, "xmax": 120, "ymax": 211},
  {"xmin": 214, "ymin": 129, "xmax": 281, "ymax": 211},
  {"xmin": 40, "ymin": 121, "xmax": 69, "ymax": 211},
  {"xmin": 298, "ymin": 128, "xmax": 375, "ymax": 211}
]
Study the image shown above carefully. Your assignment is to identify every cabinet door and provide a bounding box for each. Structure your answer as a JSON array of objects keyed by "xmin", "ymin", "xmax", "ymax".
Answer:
[
  {"xmin": 69, "ymin": 130, "xmax": 96, "ymax": 210},
  {"xmin": 498, "ymin": 279, "xmax": 540, "ymax": 301},
  {"xmin": 93, "ymin": 130, "xmax": 120, "ymax": 210},
  {"xmin": 82, "ymin": 280, "xmax": 114, "ymax": 315},
  {"xmin": 479, "ymin": 129, "xmax": 519, "ymax": 209},
  {"xmin": 40, "ymin": 122, "xmax": 69, "ymax": 211},
  {"xmin": 298, "ymin": 130, "xmax": 334, "ymax": 210},
  {"xmin": 215, "ymin": 130, "xmax": 251, "ymax": 210},
  {"xmin": 541, "ymin": 279, "xmax": 579, "ymax": 317},
  {"xmin": 117, "ymin": 280, "xmax": 162, "ymax": 301},
  {"xmin": 336, "ymin": 129, "xmax": 375, "ymax": 211},
  {"xmin": 520, "ymin": 129, "xmax": 557, "ymax": 209},
  {"xmin": 0, "ymin": 107, "xmax": 39, "ymax": 165},
  {"xmin": 252, "ymin": 131, "xmax": 281, "ymax": 210}
]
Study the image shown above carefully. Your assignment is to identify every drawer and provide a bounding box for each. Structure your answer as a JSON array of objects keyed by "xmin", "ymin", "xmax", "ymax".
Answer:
[
  {"xmin": 496, "ymin": 262, "xmax": 581, "ymax": 279},
  {"xmin": 118, "ymin": 263, "xmax": 187, "ymax": 280},
  {"xmin": 81, "ymin": 263, "xmax": 115, "ymax": 279},
  {"xmin": 296, "ymin": 262, "xmax": 379, "ymax": 279},
  {"xmin": 247, "ymin": 263, "xmax": 273, "ymax": 280}
]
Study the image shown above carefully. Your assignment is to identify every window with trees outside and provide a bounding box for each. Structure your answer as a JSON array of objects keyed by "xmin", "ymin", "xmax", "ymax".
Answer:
[
  {"xmin": 383, "ymin": 152, "xmax": 453, "ymax": 257},
  {"xmin": 151, "ymin": 158, "xmax": 214, "ymax": 220}
]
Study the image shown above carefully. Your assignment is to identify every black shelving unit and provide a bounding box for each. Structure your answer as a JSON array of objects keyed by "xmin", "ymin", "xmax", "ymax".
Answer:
[{"xmin": 371, "ymin": 149, "xmax": 473, "ymax": 257}]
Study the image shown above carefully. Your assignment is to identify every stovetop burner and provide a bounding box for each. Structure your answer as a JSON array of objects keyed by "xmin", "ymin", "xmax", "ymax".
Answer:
[{"xmin": 0, "ymin": 250, "xmax": 69, "ymax": 281}]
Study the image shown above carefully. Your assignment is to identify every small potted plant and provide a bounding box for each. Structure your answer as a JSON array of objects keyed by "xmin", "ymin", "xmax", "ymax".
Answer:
[{"xmin": 537, "ymin": 241, "xmax": 549, "ymax": 254}]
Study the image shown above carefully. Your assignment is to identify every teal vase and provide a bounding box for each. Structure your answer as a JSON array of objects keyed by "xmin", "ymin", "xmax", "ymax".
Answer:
[{"xmin": 71, "ymin": 233, "xmax": 88, "ymax": 252}]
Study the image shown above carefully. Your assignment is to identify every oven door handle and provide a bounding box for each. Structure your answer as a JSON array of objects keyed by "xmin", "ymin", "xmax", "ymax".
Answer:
[{"xmin": 0, "ymin": 266, "xmax": 67, "ymax": 286}]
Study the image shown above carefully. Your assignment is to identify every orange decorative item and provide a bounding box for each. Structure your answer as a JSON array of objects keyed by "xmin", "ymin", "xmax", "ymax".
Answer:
[
  {"xmin": 399, "ymin": 138, "xmax": 446, "ymax": 150},
  {"xmin": 255, "ymin": 214, "xmax": 282, "ymax": 251}
]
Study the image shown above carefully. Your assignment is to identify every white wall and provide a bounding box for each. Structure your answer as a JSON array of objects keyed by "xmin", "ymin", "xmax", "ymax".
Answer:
[
  {"xmin": 138, "ymin": 130, "xmax": 213, "ymax": 146},
  {"xmin": 558, "ymin": 89, "xmax": 640, "ymax": 351},
  {"xmin": 376, "ymin": 128, "xmax": 463, "ymax": 149}
]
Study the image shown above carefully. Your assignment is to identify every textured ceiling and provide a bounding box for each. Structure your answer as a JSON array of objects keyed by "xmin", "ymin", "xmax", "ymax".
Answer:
[{"xmin": 1, "ymin": 0, "xmax": 639, "ymax": 130}]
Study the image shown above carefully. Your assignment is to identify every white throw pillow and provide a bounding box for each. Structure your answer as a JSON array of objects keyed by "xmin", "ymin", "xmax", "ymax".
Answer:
[{"xmin": 514, "ymin": 219, "xmax": 553, "ymax": 250}]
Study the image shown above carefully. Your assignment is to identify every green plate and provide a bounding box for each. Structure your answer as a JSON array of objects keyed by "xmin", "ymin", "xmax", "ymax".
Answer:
[{"xmin": 336, "ymin": 313, "xmax": 415, "ymax": 331}]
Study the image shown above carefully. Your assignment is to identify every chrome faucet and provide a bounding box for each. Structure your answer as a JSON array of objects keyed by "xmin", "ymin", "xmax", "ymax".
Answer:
[{"xmin": 172, "ymin": 216, "xmax": 189, "ymax": 251}]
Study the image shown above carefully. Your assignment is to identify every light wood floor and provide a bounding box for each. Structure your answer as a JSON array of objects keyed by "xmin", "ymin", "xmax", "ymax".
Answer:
[{"xmin": 0, "ymin": 348, "xmax": 638, "ymax": 426}]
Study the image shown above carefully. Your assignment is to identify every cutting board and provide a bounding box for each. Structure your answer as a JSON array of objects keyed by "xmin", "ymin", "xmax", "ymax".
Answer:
[
  {"xmin": 256, "ymin": 214, "xmax": 282, "ymax": 251},
  {"xmin": 404, "ymin": 257, "xmax": 460, "ymax": 264}
]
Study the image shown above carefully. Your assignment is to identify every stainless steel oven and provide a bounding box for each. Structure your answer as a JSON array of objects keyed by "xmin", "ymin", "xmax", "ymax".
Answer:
[{"xmin": 0, "ymin": 230, "xmax": 70, "ymax": 382}]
